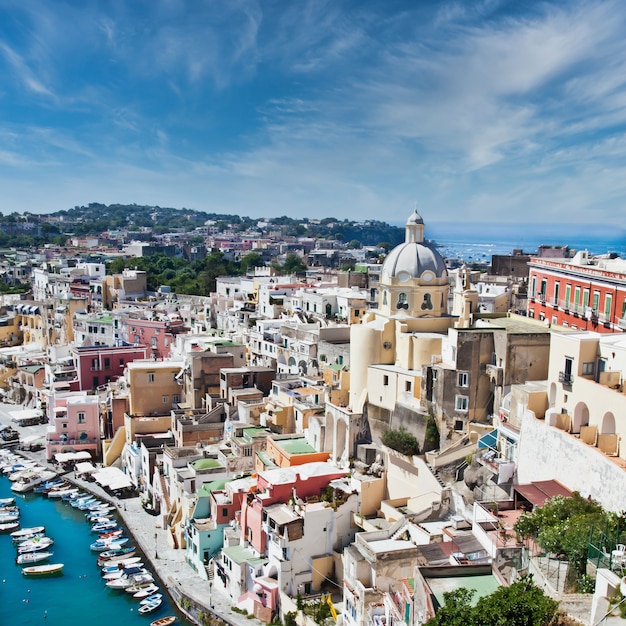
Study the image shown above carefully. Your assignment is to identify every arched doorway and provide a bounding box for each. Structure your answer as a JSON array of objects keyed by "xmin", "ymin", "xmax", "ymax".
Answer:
[
  {"xmin": 572, "ymin": 402, "xmax": 590, "ymax": 434},
  {"xmin": 601, "ymin": 411, "xmax": 616, "ymax": 435}
]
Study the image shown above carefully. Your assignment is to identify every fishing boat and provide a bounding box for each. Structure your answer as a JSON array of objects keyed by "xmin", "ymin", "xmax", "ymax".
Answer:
[
  {"xmin": 90, "ymin": 536, "xmax": 128, "ymax": 551},
  {"xmin": 22, "ymin": 563, "xmax": 64, "ymax": 577},
  {"xmin": 16, "ymin": 550, "xmax": 54, "ymax": 565},
  {"xmin": 137, "ymin": 597, "xmax": 162, "ymax": 614},
  {"xmin": 150, "ymin": 617, "xmax": 176, "ymax": 626},
  {"xmin": 102, "ymin": 565, "xmax": 148, "ymax": 581},
  {"xmin": 132, "ymin": 583, "xmax": 160, "ymax": 598},
  {"xmin": 106, "ymin": 572, "xmax": 153, "ymax": 590},
  {"xmin": 126, "ymin": 581, "xmax": 158, "ymax": 595},
  {"xmin": 11, "ymin": 525, "xmax": 45, "ymax": 540},
  {"xmin": 139, "ymin": 593, "xmax": 163, "ymax": 605},
  {"xmin": 101, "ymin": 557, "xmax": 143, "ymax": 573},
  {"xmin": 97, "ymin": 547, "xmax": 136, "ymax": 564},
  {"xmin": 17, "ymin": 536, "xmax": 54, "ymax": 553}
]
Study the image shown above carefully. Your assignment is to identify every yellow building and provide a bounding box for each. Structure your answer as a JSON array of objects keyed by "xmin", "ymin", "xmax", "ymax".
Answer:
[{"xmin": 126, "ymin": 359, "xmax": 184, "ymax": 417}]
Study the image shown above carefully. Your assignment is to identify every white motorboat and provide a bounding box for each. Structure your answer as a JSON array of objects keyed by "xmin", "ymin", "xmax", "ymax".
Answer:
[
  {"xmin": 16, "ymin": 551, "xmax": 54, "ymax": 565},
  {"xmin": 106, "ymin": 572, "xmax": 153, "ymax": 590},
  {"xmin": 18, "ymin": 536, "xmax": 54, "ymax": 553},
  {"xmin": 138, "ymin": 597, "xmax": 162, "ymax": 614},
  {"xmin": 101, "ymin": 556, "xmax": 143, "ymax": 573},
  {"xmin": 11, "ymin": 525, "xmax": 46, "ymax": 541},
  {"xmin": 12, "ymin": 470, "xmax": 57, "ymax": 493},
  {"xmin": 132, "ymin": 584, "xmax": 160, "ymax": 598}
]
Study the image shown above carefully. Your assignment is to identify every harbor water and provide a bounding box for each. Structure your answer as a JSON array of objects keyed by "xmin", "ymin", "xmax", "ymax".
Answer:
[{"xmin": 1, "ymin": 475, "xmax": 189, "ymax": 626}]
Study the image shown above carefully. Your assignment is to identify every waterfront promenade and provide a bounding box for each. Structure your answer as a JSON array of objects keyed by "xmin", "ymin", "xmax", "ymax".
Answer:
[{"xmin": 0, "ymin": 404, "xmax": 262, "ymax": 626}]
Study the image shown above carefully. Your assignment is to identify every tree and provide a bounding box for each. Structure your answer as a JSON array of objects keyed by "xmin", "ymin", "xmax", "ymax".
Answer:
[
  {"xmin": 514, "ymin": 493, "xmax": 613, "ymax": 584},
  {"xmin": 425, "ymin": 577, "xmax": 560, "ymax": 626},
  {"xmin": 283, "ymin": 253, "xmax": 307, "ymax": 274}
]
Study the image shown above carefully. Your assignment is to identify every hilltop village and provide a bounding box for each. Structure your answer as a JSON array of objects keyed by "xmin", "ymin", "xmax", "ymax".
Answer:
[{"xmin": 2, "ymin": 206, "xmax": 626, "ymax": 625}]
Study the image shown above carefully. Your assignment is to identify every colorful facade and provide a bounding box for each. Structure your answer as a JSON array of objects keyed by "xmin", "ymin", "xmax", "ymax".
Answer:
[{"xmin": 528, "ymin": 252, "xmax": 626, "ymax": 333}]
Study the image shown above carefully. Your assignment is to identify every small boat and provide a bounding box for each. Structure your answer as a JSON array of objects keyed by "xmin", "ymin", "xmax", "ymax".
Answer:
[
  {"xmin": 90, "ymin": 537, "xmax": 128, "ymax": 551},
  {"xmin": 91, "ymin": 521, "xmax": 119, "ymax": 532},
  {"xmin": 138, "ymin": 597, "xmax": 162, "ymax": 614},
  {"xmin": 22, "ymin": 563, "xmax": 64, "ymax": 577},
  {"xmin": 133, "ymin": 584, "xmax": 160, "ymax": 599},
  {"xmin": 16, "ymin": 551, "xmax": 54, "ymax": 565},
  {"xmin": 103, "ymin": 565, "xmax": 147, "ymax": 581},
  {"xmin": 140, "ymin": 593, "xmax": 163, "ymax": 605},
  {"xmin": 106, "ymin": 572, "xmax": 153, "ymax": 590},
  {"xmin": 11, "ymin": 525, "xmax": 45, "ymax": 540},
  {"xmin": 151, "ymin": 617, "xmax": 176, "ymax": 626},
  {"xmin": 97, "ymin": 529, "xmax": 124, "ymax": 540},
  {"xmin": 0, "ymin": 521, "xmax": 19, "ymax": 532},
  {"xmin": 97, "ymin": 547, "xmax": 136, "ymax": 563},
  {"xmin": 101, "ymin": 557, "xmax": 143, "ymax": 573},
  {"xmin": 127, "ymin": 581, "xmax": 158, "ymax": 596},
  {"xmin": 0, "ymin": 496, "xmax": 16, "ymax": 505},
  {"xmin": 0, "ymin": 511, "xmax": 20, "ymax": 523}
]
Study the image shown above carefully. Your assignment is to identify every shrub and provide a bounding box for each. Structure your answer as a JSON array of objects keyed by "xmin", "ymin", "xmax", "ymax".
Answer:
[{"xmin": 381, "ymin": 427, "xmax": 420, "ymax": 456}]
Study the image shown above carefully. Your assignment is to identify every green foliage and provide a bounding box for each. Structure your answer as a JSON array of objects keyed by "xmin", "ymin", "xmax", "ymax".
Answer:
[
  {"xmin": 424, "ymin": 416, "xmax": 440, "ymax": 451},
  {"xmin": 425, "ymin": 577, "xmax": 559, "ymax": 626},
  {"xmin": 283, "ymin": 611, "xmax": 298, "ymax": 626},
  {"xmin": 381, "ymin": 426, "xmax": 420, "ymax": 456},
  {"xmin": 282, "ymin": 253, "xmax": 307, "ymax": 274},
  {"xmin": 514, "ymin": 492, "xmax": 613, "ymax": 581}
]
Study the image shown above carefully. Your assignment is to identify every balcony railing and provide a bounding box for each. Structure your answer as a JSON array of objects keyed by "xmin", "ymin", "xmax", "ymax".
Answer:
[{"xmin": 558, "ymin": 371, "xmax": 573, "ymax": 386}]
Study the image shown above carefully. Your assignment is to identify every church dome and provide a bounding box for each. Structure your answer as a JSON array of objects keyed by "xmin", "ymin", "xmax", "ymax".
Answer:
[{"xmin": 381, "ymin": 209, "xmax": 447, "ymax": 281}]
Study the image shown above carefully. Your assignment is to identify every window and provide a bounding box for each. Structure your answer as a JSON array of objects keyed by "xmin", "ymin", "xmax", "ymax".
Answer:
[
  {"xmin": 77, "ymin": 412, "xmax": 85, "ymax": 424},
  {"xmin": 582, "ymin": 362, "xmax": 595, "ymax": 375},
  {"xmin": 564, "ymin": 284, "xmax": 571, "ymax": 309},
  {"xmin": 162, "ymin": 395, "xmax": 169, "ymax": 404},
  {"xmin": 148, "ymin": 373, "xmax": 155, "ymax": 383},
  {"xmin": 457, "ymin": 372, "xmax": 469, "ymax": 387},
  {"xmin": 222, "ymin": 508, "xmax": 228, "ymax": 517},
  {"xmin": 151, "ymin": 337, "xmax": 157, "ymax": 347},
  {"xmin": 455, "ymin": 396, "xmax": 468, "ymax": 411},
  {"xmin": 454, "ymin": 419, "xmax": 465, "ymax": 431},
  {"xmin": 574, "ymin": 286, "xmax": 581, "ymax": 312},
  {"xmin": 172, "ymin": 394, "xmax": 180, "ymax": 403},
  {"xmin": 553, "ymin": 282, "xmax": 560, "ymax": 305},
  {"xmin": 605, "ymin": 293, "xmax": 612, "ymax": 319},
  {"xmin": 592, "ymin": 291, "xmax": 600, "ymax": 313},
  {"xmin": 396, "ymin": 292, "xmax": 409, "ymax": 310},
  {"xmin": 405, "ymin": 381, "xmax": 412, "ymax": 392},
  {"xmin": 119, "ymin": 358, "xmax": 124, "ymax": 366},
  {"xmin": 421, "ymin": 293, "xmax": 433, "ymax": 310},
  {"xmin": 103, "ymin": 358, "xmax": 110, "ymax": 370},
  {"xmin": 383, "ymin": 375, "xmax": 389, "ymax": 386},
  {"xmin": 531, "ymin": 277, "xmax": 536, "ymax": 297}
]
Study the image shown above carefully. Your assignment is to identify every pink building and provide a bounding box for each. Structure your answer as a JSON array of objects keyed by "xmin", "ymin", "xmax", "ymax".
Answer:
[
  {"xmin": 240, "ymin": 462, "xmax": 348, "ymax": 555},
  {"xmin": 72, "ymin": 344, "xmax": 148, "ymax": 391},
  {"xmin": 46, "ymin": 392, "xmax": 101, "ymax": 461},
  {"xmin": 127, "ymin": 317, "xmax": 187, "ymax": 360}
]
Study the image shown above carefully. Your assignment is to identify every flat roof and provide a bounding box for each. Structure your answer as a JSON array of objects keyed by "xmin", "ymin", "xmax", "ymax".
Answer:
[
  {"xmin": 427, "ymin": 573, "xmax": 500, "ymax": 608},
  {"xmin": 514, "ymin": 479, "xmax": 573, "ymax": 508},
  {"xmin": 274, "ymin": 437, "xmax": 317, "ymax": 455}
]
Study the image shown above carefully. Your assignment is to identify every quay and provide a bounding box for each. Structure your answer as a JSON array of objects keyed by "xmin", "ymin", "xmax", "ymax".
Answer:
[{"xmin": 1, "ymin": 429, "xmax": 262, "ymax": 626}]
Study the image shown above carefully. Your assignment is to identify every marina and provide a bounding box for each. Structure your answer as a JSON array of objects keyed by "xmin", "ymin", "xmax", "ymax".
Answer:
[{"xmin": 0, "ymin": 450, "xmax": 188, "ymax": 626}]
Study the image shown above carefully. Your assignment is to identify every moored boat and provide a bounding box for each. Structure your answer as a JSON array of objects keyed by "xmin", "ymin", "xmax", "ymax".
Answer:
[
  {"xmin": 132, "ymin": 583, "xmax": 160, "ymax": 599},
  {"xmin": 11, "ymin": 525, "xmax": 45, "ymax": 540},
  {"xmin": 22, "ymin": 563, "xmax": 64, "ymax": 577},
  {"xmin": 0, "ymin": 521, "xmax": 19, "ymax": 532},
  {"xmin": 137, "ymin": 597, "xmax": 162, "ymax": 614},
  {"xmin": 151, "ymin": 617, "xmax": 176, "ymax": 626},
  {"xmin": 90, "ymin": 536, "xmax": 128, "ymax": 551},
  {"xmin": 97, "ymin": 547, "xmax": 136, "ymax": 564},
  {"xmin": 101, "ymin": 557, "xmax": 143, "ymax": 573},
  {"xmin": 17, "ymin": 536, "xmax": 54, "ymax": 553},
  {"xmin": 150, "ymin": 618, "xmax": 175, "ymax": 626},
  {"xmin": 0, "ymin": 496, "xmax": 16, "ymax": 505},
  {"xmin": 139, "ymin": 593, "xmax": 163, "ymax": 605},
  {"xmin": 16, "ymin": 550, "xmax": 54, "ymax": 565}
]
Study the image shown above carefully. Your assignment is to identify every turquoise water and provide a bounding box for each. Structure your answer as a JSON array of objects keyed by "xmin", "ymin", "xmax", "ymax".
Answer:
[{"xmin": 1, "ymin": 478, "xmax": 190, "ymax": 626}]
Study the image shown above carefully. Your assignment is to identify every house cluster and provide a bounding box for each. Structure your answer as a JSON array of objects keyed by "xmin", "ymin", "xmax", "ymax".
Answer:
[{"xmin": 1, "ymin": 209, "xmax": 626, "ymax": 625}]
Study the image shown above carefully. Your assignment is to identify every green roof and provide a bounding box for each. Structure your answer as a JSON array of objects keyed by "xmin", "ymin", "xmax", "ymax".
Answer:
[
  {"xmin": 197, "ymin": 478, "xmax": 229, "ymax": 497},
  {"xmin": 21, "ymin": 364, "xmax": 45, "ymax": 373},
  {"xmin": 223, "ymin": 544, "xmax": 266, "ymax": 566},
  {"xmin": 428, "ymin": 574, "xmax": 500, "ymax": 609},
  {"xmin": 256, "ymin": 451, "xmax": 278, "ymax": 469},
  {"xmin": 276, "ymin": 438, "xmax": 317, "ymax": 455},
  {"xmin": 192, "ymin": 458, "xmax": 223, "ymax": 470}
]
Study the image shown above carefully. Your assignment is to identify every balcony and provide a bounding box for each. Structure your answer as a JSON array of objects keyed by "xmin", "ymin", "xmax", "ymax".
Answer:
[
  {"xmin": 485, "ymin": 363, "xmax": 504, "ymax": 386},
  {"xmin": 558, "ymin": 371, "xmax": 573, "ymax": 386}
]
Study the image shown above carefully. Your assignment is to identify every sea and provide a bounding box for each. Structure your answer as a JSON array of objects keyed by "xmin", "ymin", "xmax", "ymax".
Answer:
[
  {"xmin": 0, "ymin": 476, "xmax": 189, "ymax": 626},
  {"xmin": 406, "ymin": 222, "xmax": 626, "ymax": 262}
]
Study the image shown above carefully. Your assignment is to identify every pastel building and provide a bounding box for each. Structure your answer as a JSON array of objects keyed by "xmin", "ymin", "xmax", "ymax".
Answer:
[{"xmin": 46, "ymin": 392, "xmax": 101, "ymax": 461}]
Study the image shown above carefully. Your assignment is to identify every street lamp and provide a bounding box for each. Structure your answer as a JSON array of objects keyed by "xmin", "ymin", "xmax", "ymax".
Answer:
[{"xmin": 154, "ymin": 531, "xmax": 158, "ymax": 559}]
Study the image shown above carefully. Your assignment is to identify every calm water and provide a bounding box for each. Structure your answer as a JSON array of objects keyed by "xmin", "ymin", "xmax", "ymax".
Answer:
[{"xmin": 0, "ymin": 476, "xmax": 188, "ymax": 626}]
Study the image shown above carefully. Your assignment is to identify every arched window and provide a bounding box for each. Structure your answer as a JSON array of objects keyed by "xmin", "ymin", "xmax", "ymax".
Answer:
[
  {"xmin": 397, "ymin": 292, "xmax": 409, "ymax": 310},
  {"xmin": 422, "ymin": 293, "xmax": 433, "ymax": 310}
]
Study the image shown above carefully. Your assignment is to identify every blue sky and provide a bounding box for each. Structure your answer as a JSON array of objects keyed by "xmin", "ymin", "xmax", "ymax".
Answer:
[{"xmin": 1, "ymin": 0, "xmax": 626, "ymax": 231}]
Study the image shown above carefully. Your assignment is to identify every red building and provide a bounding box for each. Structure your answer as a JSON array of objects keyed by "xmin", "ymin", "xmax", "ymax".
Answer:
[
  {"xmin": 127, "ymin": 317, "xmax": 187, "ymax": 359},
  {"xmin": 528, "ymin": 251, "xmax": 626, "ymax": 333},
  {"xmin": 72, "ymin": 344, "xmax": 148, "ymax": 391}
]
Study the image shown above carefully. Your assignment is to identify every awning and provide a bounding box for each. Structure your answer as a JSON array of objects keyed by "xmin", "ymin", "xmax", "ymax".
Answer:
[
  {"xmin": 75, "ymin": 461, "xmax": 96, "ymax": 474},
  {"xmin": 514, "ymin": 480, "xmax": 573, "ymax": 509},
  {"xmin": 477, "ymin": 429, "xmax": 497, "ymax": 449},
  {"xmin": 92, "ymin": 467, "xmax": 133, "ymax": 491}
]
